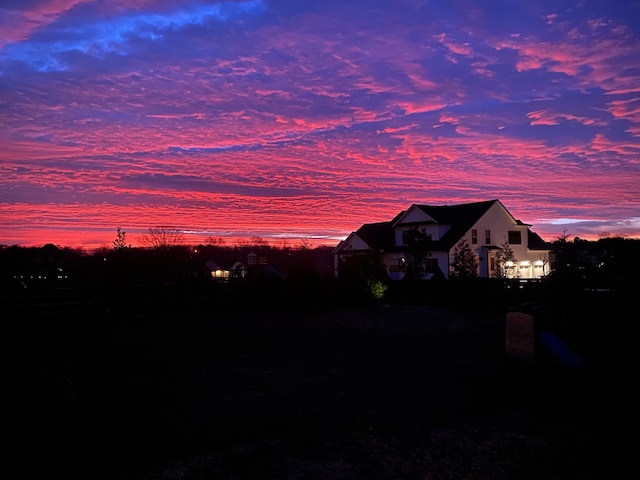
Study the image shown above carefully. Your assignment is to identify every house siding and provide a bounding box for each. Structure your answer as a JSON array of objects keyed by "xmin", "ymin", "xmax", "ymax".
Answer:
[
  {"xmin": 452, "ymin": 202, "xmax": 548, "ymax": 279},
  {"xmin": 383, "ymin": 252, "xmax": 406, "ymax": 281},
  {"xmin": 334, "ymin": 200, "xmax": 551, "ymax": 281}
]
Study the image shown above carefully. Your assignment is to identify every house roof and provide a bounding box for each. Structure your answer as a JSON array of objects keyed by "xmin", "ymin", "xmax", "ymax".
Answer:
[
  {"xmin": 333, "ymin": 210, "xmax": 406, "ymax": 254},
  {"xmin": 340, "ymin": 222, "xmax": 395, "ymax": 250},
  {"xmin": 205, "ymin": 259, "xmax": 245, "ymax": 271},
  {"xmin": 409, "ymin": 199, "xmax": 499, "ymax": 250},
  {"xmin": 355, "ymin": 221, "xmax": 396, "ymax": 251},
  {"xmin": 205, "ymin": 260, "xmax": 223, "ymax": 271},
  {"xmin": 528, "ymin": 229, "xmax": 550, "ymax": 250},
  {"xmin": 335, "ymin": 199, "xmax": 549, "ymax": 254},
  {"xmin": 345, "ymin": 201, "xmax": 500, "ymax": 253}
]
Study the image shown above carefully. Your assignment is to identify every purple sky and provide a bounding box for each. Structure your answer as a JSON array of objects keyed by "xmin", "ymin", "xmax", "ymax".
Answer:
[{"xmin": 1, "ymin": 0, "xmax": 639, "ymax": 248}]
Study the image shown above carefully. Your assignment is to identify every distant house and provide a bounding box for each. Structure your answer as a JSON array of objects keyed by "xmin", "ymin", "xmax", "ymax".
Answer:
[
  {"xmin": 205, "ymin": 260, "xmax": 247, "ymax": 282},
  {"xmin": 332, "ymin": 199, "xmax": 551, "ymax": 280},
  {"xmin": 205, "ymin": 251, "xmax": 284, "ymax": 283}
]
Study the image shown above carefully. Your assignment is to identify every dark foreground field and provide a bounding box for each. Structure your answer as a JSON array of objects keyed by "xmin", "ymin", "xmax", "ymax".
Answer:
[{"xmin": 1, "ymin": 290, "xmax": 633, "ymax": 479}]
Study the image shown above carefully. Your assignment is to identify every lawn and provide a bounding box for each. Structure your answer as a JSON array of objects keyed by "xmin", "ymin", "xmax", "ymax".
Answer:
[{"xmin": 1, "ymin": 292, "xmax": 631, "ymax": 479}]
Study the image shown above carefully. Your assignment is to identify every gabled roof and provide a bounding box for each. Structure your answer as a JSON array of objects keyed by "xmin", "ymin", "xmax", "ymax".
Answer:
[
  {"xmin": 205, "ymin": 260, "xmax": 224, "ymax": 271},
  {"xmin": 333, "ymin": 221, "xmax": 396, "ymax": 255},
  {"xmin": 410, "ymin": 199, "xmax": 499, "ymax": 250},
  {"xmin": 355, "ymin": 221, "xmax": 396, "ymax": 251},
  {"xmin": 528, "ymin": 229, "xmax": 550, "ymax": 250},
  {"xmin": 205, "ymin": 259, "xmax": 244, "ymax": 271},
  {"xmin": 334, "ymin": 199, "xmax": 550, "ymax": 255},
  {"xmin": 333, "ymin": 210, "xmax": 406, "ymax": 254}
]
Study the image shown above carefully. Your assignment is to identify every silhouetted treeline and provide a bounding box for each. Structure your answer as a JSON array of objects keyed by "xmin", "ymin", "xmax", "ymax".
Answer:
[
  {"xmin": 0, "ymin": 242, "xmax": 333, "ymax": 282},
  {"xmin": 548, "ymin": 235, "xmax": 640, "ymax": 287},
  {"xmin": 0, "ymin": 242, "xmax": 342, "ymax": 314},
  {"xmin": 1, "ymin": 236, "xmax": 639, "ymax": 314}
]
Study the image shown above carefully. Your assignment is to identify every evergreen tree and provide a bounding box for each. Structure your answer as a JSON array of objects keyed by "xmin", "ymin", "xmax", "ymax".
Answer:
[{"xmin": 450, "ymin": 238, "xmax": 478, "ymax": 279}]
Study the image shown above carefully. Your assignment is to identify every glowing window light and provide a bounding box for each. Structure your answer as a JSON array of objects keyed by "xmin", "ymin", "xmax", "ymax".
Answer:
[{"xmin": 211, "ymin": 269, "xmax": 229, "ymax": 279}]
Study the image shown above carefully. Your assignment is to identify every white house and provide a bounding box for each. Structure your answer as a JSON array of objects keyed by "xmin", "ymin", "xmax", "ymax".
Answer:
[{"xmin": 333, "ymin": 199, "xmax": 551, "ymax": 280}]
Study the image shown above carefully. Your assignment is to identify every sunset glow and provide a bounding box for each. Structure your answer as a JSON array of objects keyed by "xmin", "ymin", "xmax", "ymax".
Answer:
[{"xmin": 2, "ymin": 0, "xmax": 639, "ymax": 249}]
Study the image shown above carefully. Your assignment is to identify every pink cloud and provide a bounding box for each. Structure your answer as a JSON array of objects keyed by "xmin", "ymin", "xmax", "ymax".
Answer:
[
  {"xmin": 471, "ymin": 61, "xmax": 495, "ymax": 78},
  {"xmin": 0, "ymin": 0, "xmax": 86, "ymax": 47},
  {"xmin": 2, "ymin": 3, "xmax": 638, "ymax": 248},
  {"xmin": 439, "ymin": 113, "xmax": 460, "ymax": 124},
  {"xmin": 403, "ymin": 68, "xmax": 439, "ymax": 91},
  {"xmin": 495, "ymin": 30, "xmax": 639, "ymax": 97},
  {"xmin": 396, "ymin": 101, "xmax": 449, "ymax": 115},
  {"xmin": 527, "ymin": 110, "xmax": 559, "ymax": 125},
  {"xmin": 591, "ymin": 133, "xmax": 640, "ymax": 156},
  {"xmin": 0, "ymin": 138, "xmax": 84, "ymax": 162},
  {"xmin": 527, "ymin": 110, "xmax": 607, "ymax": 127},
  {"xmin": 434, "ymin": 33, "xmax": 473, "ymax": 57},
  {"xmin": 606, "ymin": 97, "xmax": 640, "ymax": 136}
]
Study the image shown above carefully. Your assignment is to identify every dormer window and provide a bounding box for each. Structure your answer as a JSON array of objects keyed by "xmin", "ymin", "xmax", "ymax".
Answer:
[{"xmin": 402, "ymin": 227, "xmax": 427, "ymax": 245}]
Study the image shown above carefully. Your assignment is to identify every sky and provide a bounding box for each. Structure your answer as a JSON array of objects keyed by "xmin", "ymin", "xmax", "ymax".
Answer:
[{"xmin": 1, "ymin": 0, "xmax": 639, "ymax": 249}]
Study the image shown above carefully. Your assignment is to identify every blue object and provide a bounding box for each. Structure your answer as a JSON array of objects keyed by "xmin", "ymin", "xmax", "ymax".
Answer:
[{"xmin": 537, "ymin": 329, "xmax": 583, "ymax": 368}]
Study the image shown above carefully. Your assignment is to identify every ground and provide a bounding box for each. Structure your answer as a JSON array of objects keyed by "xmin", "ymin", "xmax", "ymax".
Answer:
[{"xmin": 1, "ymin": 292, "xmax": 632, "ymax": 479}]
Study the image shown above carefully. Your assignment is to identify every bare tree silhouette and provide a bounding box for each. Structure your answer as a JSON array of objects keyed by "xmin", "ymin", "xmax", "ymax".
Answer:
[
  {"xmin": 493, "ymin": 240, "xmax": 518, "ymax": 279},
  {"xmin": 112, "ymin": 227, "xmax": 130, "ymax": 250},
  {"xmin": 141, "ymin": 226, "xmax": 185, "ymax": 249}
]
